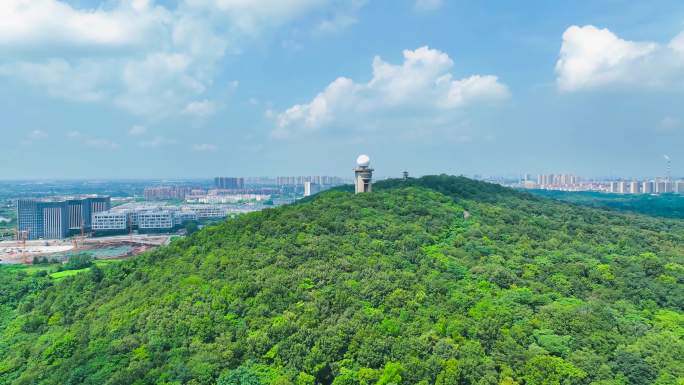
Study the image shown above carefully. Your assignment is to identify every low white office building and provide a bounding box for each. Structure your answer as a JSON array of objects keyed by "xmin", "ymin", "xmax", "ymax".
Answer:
[
  {"xmin": 92, "ymin": 212, "xmax": 128, "ymax": 231},
  {"xmin": 138, "ymin": 210, "xmax": 175, "ymax": 231}
]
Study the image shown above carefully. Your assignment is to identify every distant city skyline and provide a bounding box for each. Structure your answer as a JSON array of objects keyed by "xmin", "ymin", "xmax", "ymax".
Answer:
[{"xmin": 2, "ymin": 1, "xmax": 684, "ymax": 179}]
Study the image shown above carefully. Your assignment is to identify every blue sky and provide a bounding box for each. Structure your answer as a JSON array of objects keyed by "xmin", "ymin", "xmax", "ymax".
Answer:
[{"xmin": 1, "ymin": 0, "xmax": 683, "ymax": 180}]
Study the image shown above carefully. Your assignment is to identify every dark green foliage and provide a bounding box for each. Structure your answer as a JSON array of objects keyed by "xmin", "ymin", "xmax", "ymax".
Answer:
[
  {"xmin": 0, "ymin": 176, "xmax": 682, "ymax": 385},
  {"xmin": 528, "ymin": 189, "xmax": 684, "ymax": 219},
  {"xmin": 60, "ymin": 254, "xmax": 94, "ymax": 271},
  {"xmin": 185, "ymin": 221, "xmax": 200, "ymax": 236}
]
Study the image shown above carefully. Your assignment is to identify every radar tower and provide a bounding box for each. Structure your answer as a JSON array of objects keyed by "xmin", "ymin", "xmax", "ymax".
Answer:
[{"xmin": 354, "ymin": 155, "xmax": 374, "ymax": 194}]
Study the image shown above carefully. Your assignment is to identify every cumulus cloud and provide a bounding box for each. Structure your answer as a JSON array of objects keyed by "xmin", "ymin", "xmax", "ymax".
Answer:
[
  {"xmin": 0, "ymin": 0, "xmax": 364, "ymax": 117},
  {"xmin": 556, "ymin": 25, "xmax": 684, "ymax": 91},
  {"xmin": 0, "ymin": 0, "xmax": 168, "ymax": 48},
  {"xmin": 0, "ymin": 59, "xmax": 106, "ymax": 102},
  {"xmin": 274, "ymin": 46, "xmax": 509, "ymax": 137}
]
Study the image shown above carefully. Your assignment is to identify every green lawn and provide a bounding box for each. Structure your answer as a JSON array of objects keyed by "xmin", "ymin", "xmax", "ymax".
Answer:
[
  {"xmin": 2, "ymin": 258, "xmax": 123, "ymax": 280},
  {"xmin": 49, "ymin": 269, "xmax": 87, "ymax": 280}
]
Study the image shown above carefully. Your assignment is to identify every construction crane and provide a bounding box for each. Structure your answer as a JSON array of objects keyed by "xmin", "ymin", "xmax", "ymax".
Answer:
[
  {"xmin": 664, "ymin": 155, "xmax": 672, "ymax": 182},
  {"xmin": 17, "ymin": 228, "xmax": 30, "ymax": 264},
  {"xmin": 72, "ymin": 224, "xmax": 87, "ymax": 251}
]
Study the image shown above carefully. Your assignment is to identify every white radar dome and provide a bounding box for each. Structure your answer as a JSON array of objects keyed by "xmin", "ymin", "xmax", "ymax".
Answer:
[{"xmin": 356, "ymin": 154, "xmax": 371, "ymax": 167}]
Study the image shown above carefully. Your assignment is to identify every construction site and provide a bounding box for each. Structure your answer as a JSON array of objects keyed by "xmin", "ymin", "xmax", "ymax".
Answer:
[{"xmin": 0, "ymin": 234, "xmax": 171, "ymax": 265}]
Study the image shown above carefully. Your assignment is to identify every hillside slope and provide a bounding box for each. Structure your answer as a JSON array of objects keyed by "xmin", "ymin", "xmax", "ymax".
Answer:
[{"xmin": 0, "ymin": 176, "xmax": 682, "ymax": 385}]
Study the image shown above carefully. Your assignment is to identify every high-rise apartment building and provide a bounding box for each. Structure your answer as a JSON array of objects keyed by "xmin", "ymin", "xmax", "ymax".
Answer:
[
  {"xmin": 214, "ymin": 177, "xmax": 244, "ymax": 190},
  {"xmin": 144, "ymin": 186, "xmax": 194, "ymax": 200},
  {"xmin": 303, "ymin": 182, "xmax": 321, "ymax": 197},
  {"xmin": 656, "ymin": 180, "xmax": 671, "ymax": 194},
  {"xmin": 276, "ymin": 176, "xmax": 345, "ymax": 186},
  {"xmin": 676, "ymin": 181, "xmax": 684, "ymax": 194},
  {"xmin": 642, "ymin": 181, "xmax": 654, "ymax": 194},
  {"xmin": 617, "ymin": 181, "xmax": 628, "ymax": 194}
]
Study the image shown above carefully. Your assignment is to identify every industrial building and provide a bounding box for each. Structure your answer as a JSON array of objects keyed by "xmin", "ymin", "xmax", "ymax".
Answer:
[{"xmin": 17, "ymin": 196, "xmax": 111, "ymax": 240}]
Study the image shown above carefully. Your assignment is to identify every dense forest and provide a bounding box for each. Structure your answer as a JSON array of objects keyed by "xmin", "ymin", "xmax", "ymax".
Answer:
[
  {"xmin": 0, "ymin": 175, "xmax": 682, "ymax": 385},
  {"xmin": 527, "ymin": 190, "xmax": 684, "ymax": 219}
]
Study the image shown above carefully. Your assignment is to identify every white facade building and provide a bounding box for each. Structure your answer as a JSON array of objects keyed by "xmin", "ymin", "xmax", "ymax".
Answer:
[
  {"xmin": 138, "ymin": 211, "xmax": 175, "ymax": 230},
  {"xmin": 185, "ymin": 206, "xmax": 229, "ymax": 219},
  {"xmin": 92, "ymin": 212, "xmax": 128, "ymax": 231},
  {"xmin": 304, "ymin": 182, "xmax": 321, "ymax": 197}
]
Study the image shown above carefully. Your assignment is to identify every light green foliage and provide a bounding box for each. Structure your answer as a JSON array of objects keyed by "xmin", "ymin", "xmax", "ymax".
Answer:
[
  {"xmin": 523, "ymin": 355, "xmax": 586, "ymax": 385},
  {"xmin": 0, "ymin": 175, "xmax": 681, "ymax": 384}
]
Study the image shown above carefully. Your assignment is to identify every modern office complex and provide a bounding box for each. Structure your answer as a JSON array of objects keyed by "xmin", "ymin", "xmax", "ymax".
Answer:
[
  {"xmin": 90, "ymin": 204, "xmax": 228, "ymax": 235},
  {"xmin": 137, "ymin": 210, "xmax": 175, "ymax": 232},
  {"xmin": 214, "ymin": 177, "xmax": 245, "ymax": 189},
  {"xmin": 91, "ymin": 212, "xmax": 128, "ymax": 233},
  {"xmin": 17, "ymin": 196, "xmax": 111, "ymax": 240}
]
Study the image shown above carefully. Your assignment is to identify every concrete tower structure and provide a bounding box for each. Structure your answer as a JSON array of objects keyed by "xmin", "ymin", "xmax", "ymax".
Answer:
[{"xmin": 354, "ymin": 155, "xmax": 374, "ymax": 194}]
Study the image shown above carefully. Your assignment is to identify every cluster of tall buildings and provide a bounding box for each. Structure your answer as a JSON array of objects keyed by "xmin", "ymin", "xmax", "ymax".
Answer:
[
  {"xmin": 608, "ymin": 180, "xmax": 684, "ymax": 194},
  {"xmin": 17, "ymin": 196, "xmax": 111, "ymax": 240},
  {"xmin": 535, "ymin": 174, "xmax": 580, "ymax": 187},
  {"xmin": 143, "ymin": 186, "xmax": 198, "ymax": 201},
  {"xmin": 276, "ymin": 176, "xmax": 345, "ymax": 186},
  {"xmin": 214, "ymin": 177, "xmax": 245, "ymax": 189},
  {"xmin": 520, "ymin": 173, "xmax": 684, "ymax": 195}
]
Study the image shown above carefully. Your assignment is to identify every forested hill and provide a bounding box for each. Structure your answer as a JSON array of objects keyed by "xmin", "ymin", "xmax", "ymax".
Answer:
[{"xmin": 1, "ymin": 176, "xmax": 683, "ymax": 385}]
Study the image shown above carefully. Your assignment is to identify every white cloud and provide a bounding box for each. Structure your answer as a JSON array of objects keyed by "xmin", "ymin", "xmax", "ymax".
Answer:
[
  {"xmin": 183, "ymin": 99, "xmax": 218, "ymax": 117},
  {"xmin": 183, "ymin": 0, "xmax": 347, "ymax": 35},
  {"xmin": 0, "ymin": 0, "xmax": 364, "ymax": 117},
  {"xmin": 192, "ymin": 143, "xmax": 218, "ymax": 152},
  {"xmin": 138, "ymin": 136, "xmax": 175, "ymax": 148},
  {"xmin": 67, "ymin": 131, "xmax": 119, "ymax": 150},
  {"xmin": 414, "ymin": 0, "xmax": 443, "ymax": 11},
  {"xmin": 315, "ymin": 0, "xmax": 365, "ymax": 33},
  {"xmin": 21, "ymin": 129, "xmax": 49, "ymax": 145},
  {"xmin": 128, "ymin": 125, "xmax": 147, "ymax": 136},
  {"xmin": 28, "ymin": 130, "xmax": 49, "ymax": 140},
  {"xmin": 85, "ymin": 138, "xmax": 120, "ymax": 150},
  {"xmin": 556, "ymin": 25, "xmax": 684, "ymax": 91},
  {"xmin": 274, "ymin": 46, "xmax": 509, "ymax": 137},
  {"xmin": 0, "ymin": 59, "xmax": 106, "ymax": 102},
  {"xmin": 657, "ymin": 116, "xmax": 681, "ymax": 133},
  {"xmin": 0, "ymin": 0, "xmax": 169, "ymax": 48}
]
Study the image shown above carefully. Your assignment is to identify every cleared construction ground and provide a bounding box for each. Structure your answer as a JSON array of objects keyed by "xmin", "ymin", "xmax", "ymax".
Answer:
[{"xmin": 0, "ymin": 234, "xmax": 171, "ymax": 265}]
